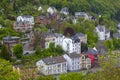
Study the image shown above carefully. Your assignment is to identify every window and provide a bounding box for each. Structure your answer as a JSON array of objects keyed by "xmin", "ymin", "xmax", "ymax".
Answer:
[{"xmin": 57, "ymin": 64, "xmax": 61, "ymax": 68}]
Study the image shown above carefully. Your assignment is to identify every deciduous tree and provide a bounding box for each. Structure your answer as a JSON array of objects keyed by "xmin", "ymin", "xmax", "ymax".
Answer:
[{"xmin": 13, "ymin": 44, "xmax": 23, "ymax": 58}]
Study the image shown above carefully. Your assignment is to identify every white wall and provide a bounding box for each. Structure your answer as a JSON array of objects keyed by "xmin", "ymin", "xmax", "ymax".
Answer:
[{"xmin": 63, "ymin": 54, "xmax": 72, "ymax": 71}]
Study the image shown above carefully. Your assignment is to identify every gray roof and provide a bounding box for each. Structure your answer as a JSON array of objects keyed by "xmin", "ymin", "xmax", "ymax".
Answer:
[
  {"xmin": 3, "ymin": 35, "xmax": 20, "ymax": 40},
  {"xmin": 42, "ymin": 56, "xmax": 66, "ymax": 65},
  {"xmin": 96, "ymin": 46, "xmax": 108, "ymax": 54},
  {"xmin": 37, "ymin": 15, "xmax": 45, "ymax": 19},
  {"xmin": 105, "ymin": 29, "xmax": 110, "ymax": 34},
  {"xmin": 97, "ymin": 25, "xmax": 110, "ymax": 33},
  {"xmin": 44, "ymin": 33, "xmax": 55, "ymax": 38},
  {"xmin": 71, "ymin": 32, "xmax": 85, "ymax": 43},
  {"xmin": 44, "ymin": 33, "xmax": 63, "ymax": 38},
  {"xmin": 21, "ymin": 15, "xmax": 33, "ymax": 18},
  {"xmin": 113, "ymin": 33, "xmax": 120, "ymax": 38},
  {"xmin": 61, "ymin": 7, "xmax": 69, "ymax": 12},
  {"xmin": 86, "ymin": 48, "xmax": 98, "ymax": 54},
  {"xmin": 67, "ymin": 53, "xmax": 81, "ymax": 58},
  {"xmin": 97, "ymin": 25, "xmax": 105, "ymax": 32},
  {"xmin": 74, "ymin": 33, "xmax": 86, "ymax": 37},
  {"xmin": 72, "ymin": 38, "xmax": 80, "ymax": 43},
  {"xmin": 75, "ymin": 12, "xmax": 86, "ymax": 15}
]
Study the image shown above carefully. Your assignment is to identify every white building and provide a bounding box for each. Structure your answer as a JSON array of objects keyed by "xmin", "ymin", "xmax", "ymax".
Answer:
[
  {"xmin": 44, "ymin": 33, "xmax": 65, "ymax": 48},
  {"xmin": 36, "ymin": 56, "xmax": 67, "ymax": 75},
  {"xmin": 44, "ymin": 33, "xmax": 81, "ymax": 54},
  {"xmin": 75, "ymin": 12, "xmax": 90, "ymax": 20},
  {"xmin": 60, "ymin": 7, "xmax": 69, "ymax": 15},
  {"xmin": 62, "ymin": 38, "xmax": 81, "ymax": 54},
  {"xmin": 38, "ymin": 6, "xmax": 43, "ymax": 11},
  {"xmin": 72, "ymin": 33, "xmax": 87, "ymax": 44},
  {"xmin": 44, "ymin": 33, "xmax": 56, "ymax": 48},
  {"xmin": 63, "ymin": 53, "xmax": 91, "ymax": 71},
  {"xmin": 47, "ymin": 7, "xmax": 57, "ymax": 15},
  {"xmin": 117, "ymin": 23, "xmax": 120, "ymax": 33},
  {"xmin": 96, "ymin": 25, "xmax": 110, "ymax": 40},
  {"xmin": 17, "ymin": 15, "xmax": 34, "ymax": 25},
  {"xmin": 63, "ymin": 53, "xmax": 81, "ymax": 71}
]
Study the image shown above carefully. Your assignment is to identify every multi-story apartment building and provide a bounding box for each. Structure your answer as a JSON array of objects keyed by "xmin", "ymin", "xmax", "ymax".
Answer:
[{"xmin": 36, "ymin": 56, "xmax": 67, "ymax": 75}]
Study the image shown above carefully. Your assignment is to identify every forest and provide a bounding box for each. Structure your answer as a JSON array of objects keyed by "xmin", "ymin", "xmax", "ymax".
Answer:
[{"xmin": 0, "ymin": 0, "xmax": 120, "ymax": 22}]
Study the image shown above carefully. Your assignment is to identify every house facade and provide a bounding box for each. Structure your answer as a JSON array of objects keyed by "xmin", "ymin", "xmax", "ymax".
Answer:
[
  {"xmin": 72, "ymin": 33, "xmax": 87, "ymax": 44},
  {"xmin": 63, "ymin": 53, "xmax": 81, "ymax": 71},
  {"xmin": 44, "ymin": 33, "xmax": 57, "ymax": 48},
  {"xmin": 14, "ymin": 15, "xmax": 34, "ymax": 32},
  {"xmin": 44, "ymin": 33, "xmax": 81, "ymax": 54},
  {"xmin": 38, "ymin": 6, "xmax": 43, "ymax": 11},
  {"xmin": 62, "ymin": 38, "xmax": 81, "ymax": 54},
  {"xmin": 17, "ymin": 15, "xmax": 34, "ymax": 25},
  {"xmin": 96, "ymin": 25, "xmax": 110, "ymax": 40},
  {"xmin": 36, "ymin": 56, "xmax": 67, "ymax": 75},
  {"xmin": 75, "ymin": 12, "xmax": 90, "ymax": 20},
  {"xmin": 13, "ymin": 22, "xmax": 33, "ymax": 32},
  {"xmin": 63, "ymin": 53, "xmax": 91, "ymax": 71},
  {"xmin": 60, "ymin": 7, "xmax": 69, "ymax": 15},
  {"xmin": 47, "ymin": 7, "xmax": 57, "ymax": 15},
  {"xmin": 117, "ymin": 23, "xmax": 120, "ymax": 33},
  {"xmin": 35, "ymin": 15, "xmax": 50, "ymax": 25}
]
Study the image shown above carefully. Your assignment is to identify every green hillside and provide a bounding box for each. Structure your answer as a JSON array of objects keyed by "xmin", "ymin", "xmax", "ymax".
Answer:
[{"xmin": 0, "ymin": 0, "xmax": 120, "ymax": 21}]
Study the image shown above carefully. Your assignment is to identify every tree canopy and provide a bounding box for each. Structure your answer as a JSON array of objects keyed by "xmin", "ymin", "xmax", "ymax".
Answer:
[
  {"xmin": 0, "ymin": 58, "xmax": 19, "ymax": 80},
  {"xmin": 13, "ymin": 44, "xmax": 23, "ymax": 58},
  {"xmin": 88, "ymin": 52, "xmax": 120, "ymax": 80},
  {"xmin": 0, "ymin": 45, "xmax": 11, "ymax": 60}
]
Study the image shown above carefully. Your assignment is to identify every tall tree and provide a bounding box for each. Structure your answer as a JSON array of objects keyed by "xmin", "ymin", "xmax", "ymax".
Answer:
[{"xmin": 0, "ymin": 45, "xmax": 11, "ymax": 60}]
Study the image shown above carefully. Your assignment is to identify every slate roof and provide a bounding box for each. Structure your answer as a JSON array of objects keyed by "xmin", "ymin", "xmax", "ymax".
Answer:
[
  {"xmin": 97, "ymin": 25, "xmax": 110, "ymax": 33},
  {"xmin": 96, "ymin": 46, "xmax": 108, "ymax": 54},
  {"xmin": 72, "ymin": 38, "xmax": 80, "ymax": 43},
  {"xmin": 44, "ymin": 33, "xmax": 63, "ymax": 38},
  {"xmin": 67, "ymin": 53, "xmax": 81, "ymax": 58},
  {"xmin": 117, "ymin": 23, "xmax": 120, "ymax": 29},
  {"xmin": 97, "ymin": 25, "xmax": 110, "ymax": 32},
  {"xmin": 42, "ymin": 56, "xmax": 66, "ymax": 65},
  {"xmin": 37, "ymin": 15, "xmax": 45, "ymax": 19},
  {"xmin": 75, "ymin": 12, "xmax": 86, "ymax": 16},
  {"xmin": 61, "ymin": 7, "xmax": 69, "ymax": 13},
  {"xmin": 113, "ymin": 33, "xmax": 120, "ymax": 38},
  {"xmin": 86, "ymin": 48, "xmax": 98, "ymax": 55},
  {"xmin": 97, "ymin": 25, "xmax": 105, "ymax": 32},
  {"xmin": 21, "ymin": 15, "xmax": 33, "ymax": 18},
  {"xmin": 73, "ymin": 33, "xmax": 86, "ymax": 37},
  {"xmin": 3, "ymin": 35, "xmax": 20, "ymax": 40},
  {"xmin": 71, "ymin": 33, "xmax": 86, "ymax": 43}
]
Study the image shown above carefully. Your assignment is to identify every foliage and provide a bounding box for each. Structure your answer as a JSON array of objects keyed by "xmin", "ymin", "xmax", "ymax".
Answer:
[
  {"xmin": 21, "ymin": 54, "xmax": 40, "ymax": 64},
  {"xmin": 35, "ymin": 46, "xmax": 41, "ymax": 55},
  {"xmin": 38, "ymin": 43, "xmax": 65, "ymax": 58},
  {"xmin": 0, "ymin": 45, "xmax": 11, "ymax": 60},
  {"xmin": 37, "ymin": 75, "xmax": 55, "ymax": 80},
  {"xmin": 0, "ymin": 58, "xmax": 19, "ymax": 80},
  {"xmin": 13, "ymin": 44, "xmax": 23, "ymax": 58},
  {"xmin": 60, "ymin": 72, "xmax": 84, "ymax": 80},
  {"xmin": 0, "ymin": 28, "xmax": 20, "ymax": 40},
  {"xmin": 88, "ymin": 52, "xmax": 120, "ymax": 80},
  {"xmin": 104, "ymin": 38, "xmax": 120, "ymax": 50},
  {"xmin": 86, "ymin": 31, "xmax": 98, "ymax": 48}
]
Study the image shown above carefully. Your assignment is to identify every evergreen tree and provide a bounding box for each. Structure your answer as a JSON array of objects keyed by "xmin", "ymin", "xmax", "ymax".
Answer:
[{"xmin": 0, "ymin": 45, "xmax": 11, "ymax": 60}]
